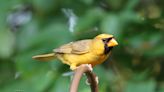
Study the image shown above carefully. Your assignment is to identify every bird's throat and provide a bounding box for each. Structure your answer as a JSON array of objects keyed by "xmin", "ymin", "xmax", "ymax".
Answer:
[{"xmin": 104, "ymin": 45, "xmax": 113, "ymax": 54}]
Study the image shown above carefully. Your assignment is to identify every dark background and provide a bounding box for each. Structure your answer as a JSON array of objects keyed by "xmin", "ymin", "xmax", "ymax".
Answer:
[{"xmin": 0, "ymin": 0, "xmax": 164, "ymax": 92}]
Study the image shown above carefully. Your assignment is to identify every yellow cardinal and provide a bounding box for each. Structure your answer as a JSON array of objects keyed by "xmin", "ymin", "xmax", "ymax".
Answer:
[{"xmin": 32, "ymin": 34, "xmax": 118, "ymax": 70}]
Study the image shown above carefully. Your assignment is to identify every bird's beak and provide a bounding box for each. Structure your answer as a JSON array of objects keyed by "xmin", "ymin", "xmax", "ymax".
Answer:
[{"xmin": 107, "ymin": 38, "xmax": 118, "ymax": 47}]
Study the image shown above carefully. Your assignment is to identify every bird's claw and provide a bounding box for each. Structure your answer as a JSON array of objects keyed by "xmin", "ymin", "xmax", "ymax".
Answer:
[
  {"xmin": 85, "ymin": 64, "xmax": 93, "ymax": 72},
  {"xmin": 73, "ymin": 64, "xmax": 93, "ymax": 71}
]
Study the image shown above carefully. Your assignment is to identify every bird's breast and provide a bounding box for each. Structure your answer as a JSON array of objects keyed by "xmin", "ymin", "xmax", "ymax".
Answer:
[{"xmin": 60, "ymin": 52, "xmax": 109, "ymax": 67}]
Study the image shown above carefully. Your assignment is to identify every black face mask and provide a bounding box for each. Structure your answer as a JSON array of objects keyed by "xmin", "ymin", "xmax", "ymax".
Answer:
[{"xmin": 102, "ymin": 38, "xmax": 113, "ymax": 54}]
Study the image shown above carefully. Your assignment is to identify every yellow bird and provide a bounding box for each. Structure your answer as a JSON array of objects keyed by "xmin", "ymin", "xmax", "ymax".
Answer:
[{"xmin": 32, "ymin": 34, "xmax": 118, "ymax": 70}]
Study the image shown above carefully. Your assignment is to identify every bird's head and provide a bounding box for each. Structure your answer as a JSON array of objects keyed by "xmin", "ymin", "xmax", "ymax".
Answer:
[{"xmin": 94, "ymin": 34, "xmax": 118, "ymax": 54}]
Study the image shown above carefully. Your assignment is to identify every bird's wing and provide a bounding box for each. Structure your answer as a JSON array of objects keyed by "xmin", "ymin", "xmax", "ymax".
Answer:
[{"xmin": 53, "ymin": 40, "xmax": 91, "ymax": 54}]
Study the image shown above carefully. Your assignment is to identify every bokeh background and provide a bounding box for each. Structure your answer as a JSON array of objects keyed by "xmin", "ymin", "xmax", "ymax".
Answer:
[{"xmin": 0, "ymin": 0, "xmax": 164, "ymax": 92}]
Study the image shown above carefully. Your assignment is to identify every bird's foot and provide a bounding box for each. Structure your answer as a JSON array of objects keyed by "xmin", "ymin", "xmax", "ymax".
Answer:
[
  {"xmin": 84, "ymin": 64, "xmax": 93, "ymax": 72},
  {"xmin": 71, "ymin": 64, "xmax": 93, "ymax": 71}
]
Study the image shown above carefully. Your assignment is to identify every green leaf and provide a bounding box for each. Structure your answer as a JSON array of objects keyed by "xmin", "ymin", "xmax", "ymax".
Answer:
[
  {"xmin": 0, "ymin": 30, "xmax": 15, "ymax": 58},
  {"xmin": 124, "ymin": 79, "xmax": 156, "ymax": 92},
  {"xmin": 50, "ymin": 76, "xmax": 70, "ymax": 92},
  {"xmin": 75, "ymin": 8, "xmax": 105, "ymax": 33},
  {"xmin": 101, "ymin": 14, "xmax": 122, "ymax": 38}
]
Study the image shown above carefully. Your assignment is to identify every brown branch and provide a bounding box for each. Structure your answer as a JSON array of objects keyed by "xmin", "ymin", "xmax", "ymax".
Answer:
[{"xmin": 70, "ymin": 64, "xmax": 98, "ymax": 92}]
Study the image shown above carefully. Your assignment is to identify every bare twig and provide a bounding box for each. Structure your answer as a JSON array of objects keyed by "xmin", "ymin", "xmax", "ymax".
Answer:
[{"xmin": 70, "ymin": 64, "xmax": 98, "ymax": 92}]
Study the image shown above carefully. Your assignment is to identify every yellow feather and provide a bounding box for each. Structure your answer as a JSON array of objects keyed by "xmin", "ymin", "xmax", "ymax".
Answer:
[{"xmin": 32, "ymin": 34, "xmax": 118, "ymax": 70}]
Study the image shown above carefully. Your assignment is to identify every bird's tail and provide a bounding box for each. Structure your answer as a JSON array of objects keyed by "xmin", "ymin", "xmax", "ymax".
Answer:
[{"xmin": 32, "ymin": 53, "xmax": 56, "ymax": 61}]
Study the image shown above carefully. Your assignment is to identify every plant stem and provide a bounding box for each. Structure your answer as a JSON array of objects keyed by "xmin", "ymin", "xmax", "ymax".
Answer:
[{"xmin": 70, "ymin": 64, "xmax": 98, "ymax": 92}]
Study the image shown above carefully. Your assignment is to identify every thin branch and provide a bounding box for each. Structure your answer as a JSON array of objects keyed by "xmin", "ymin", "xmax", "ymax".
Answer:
[
  {"xmin": 85, "ymin": 71, "xmax": 98, "ymax": 92},
  {"xmin": 70, "ymin": 64, "xmax": 98, "ymax": 92}
]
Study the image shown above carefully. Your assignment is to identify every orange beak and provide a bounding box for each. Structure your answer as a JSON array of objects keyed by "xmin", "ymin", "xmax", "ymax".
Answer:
[{"xmin": 107, "ymin": 38, "xmax": 118, "ymax": 47}]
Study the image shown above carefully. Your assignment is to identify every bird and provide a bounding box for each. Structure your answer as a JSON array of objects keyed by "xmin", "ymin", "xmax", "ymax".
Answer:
[{"xmin": 32, "ymin": 34, "xmax": 118, "ymax": 70}]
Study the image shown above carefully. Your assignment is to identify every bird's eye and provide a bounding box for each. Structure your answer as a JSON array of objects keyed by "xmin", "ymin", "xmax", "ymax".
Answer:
[
  {"xmin": 102, "ymin": 38, "xmax": 112, "ymax": 43},
  {"xmin": 102, "ymin": 39, "xmax": 106, "ymax": 42}
]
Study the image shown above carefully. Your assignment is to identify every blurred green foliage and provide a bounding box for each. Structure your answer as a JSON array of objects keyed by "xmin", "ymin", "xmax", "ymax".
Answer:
[{"xmin": 0, "ymin": 0, "xmax": 164, "ymax": 92}]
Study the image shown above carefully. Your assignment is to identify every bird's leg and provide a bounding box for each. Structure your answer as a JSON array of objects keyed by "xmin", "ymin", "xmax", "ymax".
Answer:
[
  {"xmin": 85, "ymin": 64, "xmax": 93, "ymax": 71},
  {"xmin": 70, "ymin": 64, "xmax": 93, "ymax": 71}
]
